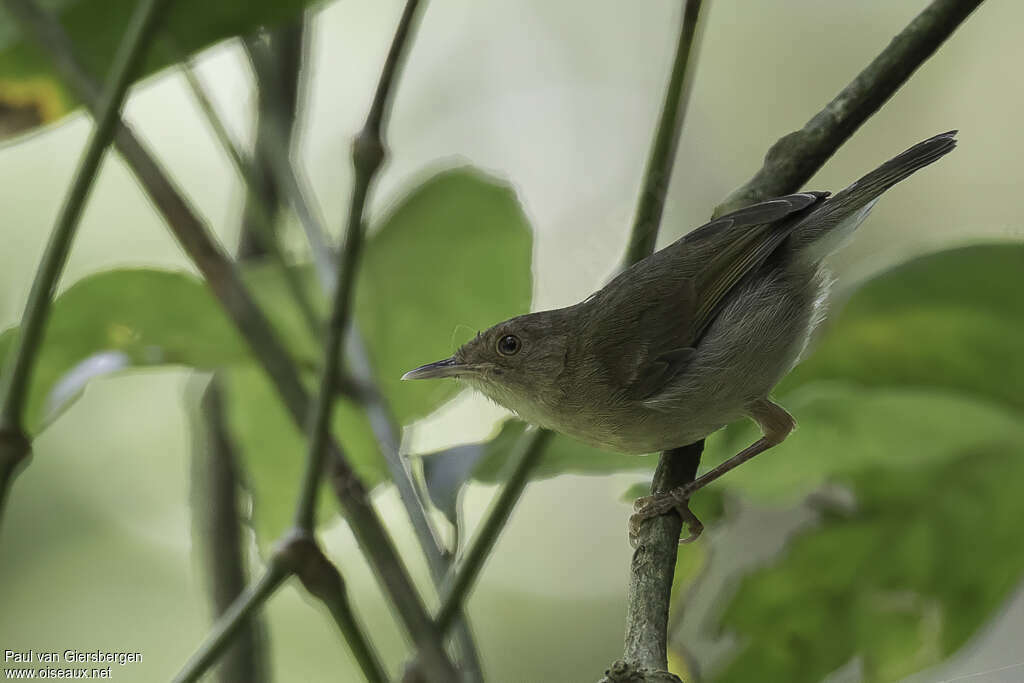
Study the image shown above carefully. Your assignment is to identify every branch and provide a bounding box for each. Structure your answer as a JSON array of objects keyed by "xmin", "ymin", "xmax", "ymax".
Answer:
[
  {"xmin": 177, "ymin": 52, "xmax": 322, "ymax": 337},
  {"xmin": 236, "ymin": 22, "xmax": 305, "ymax": 261},
  {"xmin": 276, "ymin": 532, "xmax": 388, "ymax": 683},
  {"xmin": 606, "ymin": 3, "xmax": 708, "ymax": 680},
  {"xmin": 8, "ymin": 1, "xmax": 452, "ymax": 675},
  {"xmin": 622, "ymin": 0, "xmax": 706, "ymax": 266},
  {"xmin": 190, "ymin": 376, "xmax": 269, "ymax": 683},
  {"xmin": 616, "ymin": 1, "xmax": 985, "ymax": 681},
  {"xmin": 173, "ymin": 559, "xmax": 289, "ymax": 683},
  {"xmin": 0, "ymin": 0, "xmax": 171, "ymax": 529},
  {"xmin": 294, "ymin": 1, "xmax": 459, "ymax": 678},
  {"xmin": 621, "ymin": 445, "xmax": 702, "ymax": 676},
  {"xmin": 243, "ymin": 35, "xmax": 338, "ymax": 289},
  {"xmin": 293, "ymin": 0, "xmax": 416, "ymax": 539},
  {"xmin": 178, "ymin": 37, "xmax": 366, "ymax": 403},
  {"xmin": 435, "ymin": 428, "xmax": 554, "ymax": 632},
  {"xmin": 714, "ymin": 0, "xmax": 985, "ymax": 217},
  {"xmin": 184, "ymin": 453, "xmax": 387, "ymax": 683}
]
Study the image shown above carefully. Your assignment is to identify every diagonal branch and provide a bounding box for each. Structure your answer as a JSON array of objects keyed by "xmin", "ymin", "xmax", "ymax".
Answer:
[
  {"xmin": 6, "ymin": 1, "xmax": 452, "ymax": 676},
  {"xmin": 173, "ymin": 559, "xmax": 290, "ymax": 683},
  {"xmin": 435, "ymin": 428, "xmax": 553, "ymax": 632},
  {"xmin": 243, "ymin": 34, "xmax": 338, "ymax": 289},
  {"xmin": 292, "ymin": 0, "xmax": 418, "ymax": 539},
  {"xmin": 177, "ymin": 54, "xmax": 322, "ymax": 338},
  {"xmin": 714, "ymin": 0, "xmax": 985, "ymax": 217},
  {"xmin": 0, "ymin": 0, "xmax": 172, "ymax": 530}
]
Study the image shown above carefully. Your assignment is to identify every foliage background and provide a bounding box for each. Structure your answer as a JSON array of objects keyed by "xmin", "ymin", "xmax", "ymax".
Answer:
[{"xmin": 1, "ymin": 0, "xmax": 1023, "ymax": 681}]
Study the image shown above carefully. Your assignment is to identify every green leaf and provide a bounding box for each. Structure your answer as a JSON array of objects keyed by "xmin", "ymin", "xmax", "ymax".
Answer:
[
  {"xmin": 421, "ymin": 442, "xmax": 487, "ymax": 527},
  {"xmin": 218, "ymin": 364, "xmax": 384, "ymax": 544},
  {"xmin": 357, "ymin": 167, "xmax": 533, "ymax": 422},
  {"xmin": 713, "ymin": 442, "xmax": 1024, "ymax": 683},
  {"xmin": 700, "ymin": 383, "xmax": 1024, "ymax": 504},
  {"xmin": 0, "ymin": 168, "xmax": 527, "ymax": 433},
  {"xmin": 0, "ymin": 268, "xmax": 247, "ymax": 430},
  {"xmin": 782, "ymin": 244, "xmax": 1024, "ymax": 412},
  {"xmin": 0, "ymin": 0, "xmax": 318, "ymax": 139}
]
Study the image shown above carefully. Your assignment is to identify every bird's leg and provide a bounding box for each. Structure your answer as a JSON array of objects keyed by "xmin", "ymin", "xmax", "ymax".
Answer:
[{"xmin": 629, "ymin": 399, "xmax": 795, "ymax": 545}]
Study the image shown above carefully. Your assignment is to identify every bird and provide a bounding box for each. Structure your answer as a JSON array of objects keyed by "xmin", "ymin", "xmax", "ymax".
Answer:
[{"xmin": 403, "ymin": 131, "xmax": 957, "ymax": 544}]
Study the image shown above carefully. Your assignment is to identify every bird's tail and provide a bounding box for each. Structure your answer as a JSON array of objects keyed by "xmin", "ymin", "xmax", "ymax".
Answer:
[{"xmin": 790, "ymin": 130, "xmax": 958, "ymax": 262}]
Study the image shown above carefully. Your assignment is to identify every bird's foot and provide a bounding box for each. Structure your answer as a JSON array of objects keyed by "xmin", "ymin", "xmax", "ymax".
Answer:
[{"xmin": 628, "ymin": 484, "xmax": 702, "ymax": 547}]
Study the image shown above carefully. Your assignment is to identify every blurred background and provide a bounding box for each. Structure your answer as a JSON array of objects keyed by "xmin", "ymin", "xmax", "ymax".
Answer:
[{"xmin": 1, "ymin": 0, "xmax": 1023, "ymax": 681}]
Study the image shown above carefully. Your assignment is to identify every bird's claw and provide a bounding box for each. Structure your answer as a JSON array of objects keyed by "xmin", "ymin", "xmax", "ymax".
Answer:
[{"xmin": 627, "ymin": 484, "xmax": 703, "ymax": 547}]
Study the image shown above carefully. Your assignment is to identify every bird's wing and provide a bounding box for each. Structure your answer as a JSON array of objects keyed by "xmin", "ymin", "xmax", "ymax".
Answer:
[{"xmin": 589, "ymin": 192, "xmax": 827, "ymax": 400}]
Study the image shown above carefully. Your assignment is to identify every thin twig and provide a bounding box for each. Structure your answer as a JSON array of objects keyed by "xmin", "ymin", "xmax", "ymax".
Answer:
[
  {"xmin": 347, "ymin": 331, "xmax": 486, "ymax": 682},
  {"xmin": 180, "ymin": 39, "xmax": 370, "ymax": 404},
  {"xmin": 714, "ymin": 0, "xmax": 985, "ymax": 217},
  {"xmin": 244, "ymin": 35, "xmax": 337, "ymax": 289},
  {"xmin": 236, "ymin": 22, "xmax": 306, "ymax": 262},
  {"xmin": 177, "ymin": 55, "xmax": 322, "ymax": 337},
  {"xmin": 622, "ymin": 0, "xmax": 707, "ymax": 267},
  {"xmin": 247, "ymin": 2, "xmax": 485, "ymax": 674},
  {"xmin": 8, "ymin": 1, "xmax": 452, "ymax": 674},
  {"xmin": 277, "ymin": 531, "xmax": 388, "ymax": 683},
  {"xmin": 0, "ymin": 0, "xmax": 172, "ymax": 529},
  {"xmin": 290, "ymin": 1, "xmax": 457, "ymax": 680},
  {"xmin": 173, "ymin": 560, "xmax": 289, "ymax": 683},
  {"xmin": 436, "ymin": 428, "xmax": 554, "ymax": 632},
  {"xmin": 293, "ymin": 0, "xmax": 419, "ymax": 535}
]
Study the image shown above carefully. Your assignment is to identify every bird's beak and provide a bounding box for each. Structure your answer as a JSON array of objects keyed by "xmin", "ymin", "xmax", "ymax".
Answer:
[{"xmin": 401, "ymin": 356, "xmax": 467, "ymax": 381}]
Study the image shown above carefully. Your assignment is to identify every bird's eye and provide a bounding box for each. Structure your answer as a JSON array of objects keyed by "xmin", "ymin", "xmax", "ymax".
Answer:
[{"xmin": 496, "ymin": 334, "xmax": 521, "ymax": 356}]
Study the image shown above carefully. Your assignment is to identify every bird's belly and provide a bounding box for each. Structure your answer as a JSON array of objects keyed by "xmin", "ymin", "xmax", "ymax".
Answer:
[{"xmin": 535, "ymin": 399, "xmax": 741, "ymax": 455}]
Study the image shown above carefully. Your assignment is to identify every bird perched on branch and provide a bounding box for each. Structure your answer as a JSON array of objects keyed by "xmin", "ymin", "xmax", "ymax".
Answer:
[{"xmin": 404, "ymin": 131, "xmax": 957, "ymax": 545}]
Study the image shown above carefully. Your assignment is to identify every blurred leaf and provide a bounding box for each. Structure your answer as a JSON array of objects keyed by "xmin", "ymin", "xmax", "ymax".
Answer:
[
  {"xmin": 712, "ymin": 442, "xmax": 1024, "ymax": 683},
  {"xmin": 0, "ymin": 0, "xmax": 318, "ymax": 139},
  {"xmin": 415, "ymin": 420, "xmax": 524, "ymax": 527},
  {"xmin": 243, "ymin": 258, "xmax": 323, "ymax": 367},
  {"xmin": 782, "ymin": 244, "xmax": 1024, "ymax": 412},
  {"xmin": 421, "ymin": 443, "xmax": 487, "ymax": 527},
  {"xmin": 701, "ymin": 383, "xmax": 1024, "ymax": 504},
  {"xmin": 468, "ymin": 420, "xmax": 651, "ymax": 483},
  {"xmin": 0, "ymin": 268, "xmax": 248, "ymax": 431},
  {"xmin": 358, "ymin": 167, "xmax": 533, "ymax": 423},
  {"xmin": 620, "ymin": 481, "xmax": 651, "ymax": 504},
  {"xmin": 219, "ymin": 364, "xmax": 384, "ymax": 546}
]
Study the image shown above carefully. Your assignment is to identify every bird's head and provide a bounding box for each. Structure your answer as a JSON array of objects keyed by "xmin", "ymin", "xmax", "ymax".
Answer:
[{"xmin": 402, "ymin": 308, "xmax": 576, "ymax": 418}]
